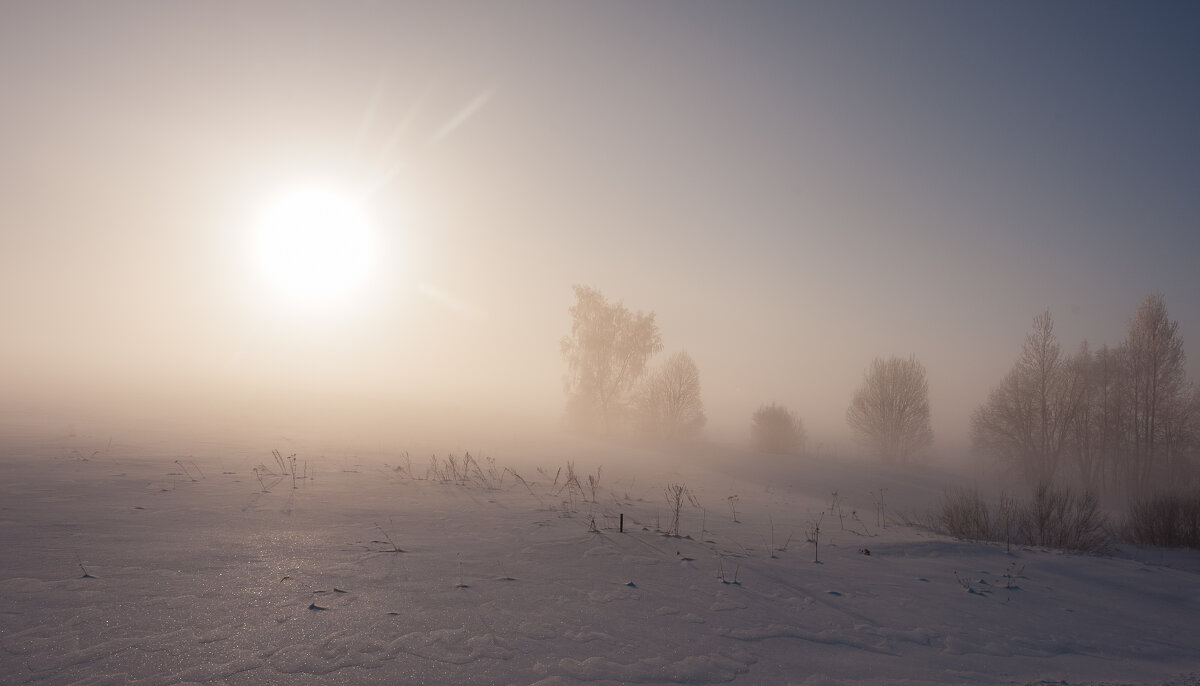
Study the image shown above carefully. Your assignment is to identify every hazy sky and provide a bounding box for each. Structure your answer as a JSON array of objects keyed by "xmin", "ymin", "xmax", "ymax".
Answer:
[{"xmin": 2, "ymin": 2, "xmax": 1199, "ymax": 452}]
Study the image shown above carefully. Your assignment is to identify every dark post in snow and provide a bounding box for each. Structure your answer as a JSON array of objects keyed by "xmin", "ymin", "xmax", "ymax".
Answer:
[{"xmin": 620, "ymin": 513, "xmax": 624, "ymax": 533}]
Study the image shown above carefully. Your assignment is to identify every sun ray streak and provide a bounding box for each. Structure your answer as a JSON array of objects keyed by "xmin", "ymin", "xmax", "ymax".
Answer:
[
  {"xmin": 418, "ymin": 282, "xmax": 488, "ymax": 322},
  {"xmin": 361, "ymin": 92, "xmax": 428, "ymax": 201},
  {"xmin": 353, "ymin": 70, "xmax": 392, "ymax": 163},
  {"xmin": 425, "ymin": 86, "xmax": 497, "ymax": 148}
]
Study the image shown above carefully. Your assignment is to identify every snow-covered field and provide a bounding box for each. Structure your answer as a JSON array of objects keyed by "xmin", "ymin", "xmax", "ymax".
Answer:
[{"xmin": 2, "ymin": 425, "xmax": 1199, "ymax": 685}]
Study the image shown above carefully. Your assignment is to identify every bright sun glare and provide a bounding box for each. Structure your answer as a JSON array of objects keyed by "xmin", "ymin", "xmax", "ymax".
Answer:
[{"xmin": 255, "ymin": 187, "xmax": 373, "ymax": 304}]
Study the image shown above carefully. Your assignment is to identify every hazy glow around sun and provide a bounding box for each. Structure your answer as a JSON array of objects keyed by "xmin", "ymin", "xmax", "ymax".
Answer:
[{"xmin": 255, "ymin": 187, "xmax": 374, "ymax": 304}]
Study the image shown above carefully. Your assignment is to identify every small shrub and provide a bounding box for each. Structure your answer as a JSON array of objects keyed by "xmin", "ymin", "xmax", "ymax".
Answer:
[
  {"xmin": 665, "ymin": 483, "xmax": 686, "ymax": 537},
  {"xmin": 805, "ymin": 512, "xmax": 824, "ymax": 563},
  {"xmin": 1032, "ymin": 486, "xmax": 1108, "ymax": 553},
  {"xmin": 936, "ymin": 488, "xmax": 993, "ymax": 541},
  {"xmin": 993, "ymin": 491, "xmax": 1019, "ymax": 552},
  {"xmin": 931, "ymin": 485, "xmax": 1110, "ymax": 553},
  {"xmin": 1123, "ymin": 490, "xmax": 1200, "ymax": 550}
]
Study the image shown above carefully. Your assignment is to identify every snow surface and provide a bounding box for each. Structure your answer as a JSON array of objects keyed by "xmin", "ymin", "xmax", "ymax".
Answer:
[{"xmin": 2, "ymin": 426, "xmax": 1199, "ymax": 685}]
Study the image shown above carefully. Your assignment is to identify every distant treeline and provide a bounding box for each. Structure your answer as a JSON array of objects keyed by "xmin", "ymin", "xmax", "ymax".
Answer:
[{"xmin": 560, "ymin": 286, "xmax": 1198, "ymax": 500}]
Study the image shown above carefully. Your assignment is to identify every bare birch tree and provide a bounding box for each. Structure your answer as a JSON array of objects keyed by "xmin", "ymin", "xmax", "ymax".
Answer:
[
  {"xmin": 1122, "ymin": 293, "xmax": 1189, "ymax": 494},
  {"xmin": 1066, "ymin": 342, "xmax": 1106, "ymax": 492},
  {"xmin": 561, "ymin": 285, "xmax": 662, "ymax": 433},
  {"xmin": 847, "ymin": 355, "xmax": 933, "ymax": 463},
  {"xmin": 634, "ymin": 351, "xmax": 706, "ymax": 440},
  {"xmin": 971, "ymin": 312, "xmax": 1079, "ymax": 485}
]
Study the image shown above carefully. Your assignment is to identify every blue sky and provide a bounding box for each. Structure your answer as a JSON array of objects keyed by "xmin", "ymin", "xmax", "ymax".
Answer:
[{"xmin": 1, "ymin": 2, "xmax": 1198, "ymax": 451}]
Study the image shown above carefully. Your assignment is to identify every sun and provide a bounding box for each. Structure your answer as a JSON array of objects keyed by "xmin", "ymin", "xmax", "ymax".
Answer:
[{"xmin": 255, "ymin": 187, "xmax": 374, "ymax": 304}]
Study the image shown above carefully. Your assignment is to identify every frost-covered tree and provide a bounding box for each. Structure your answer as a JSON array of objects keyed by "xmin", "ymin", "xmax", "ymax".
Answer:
[
  {"xmin": 751, "ymin": 403, "xmax": 806, "ymax": 455},
  {"xmin": 1122, "ymin": 293, "xmax": 1189, "ymax": 494},
  {"xmin": 634, "ymin": 351, "xmax": 706, "ymax": 441},
  {"xmin": 1066, "ymin": 342, "xmax": 1108, "ymax": 492},
  {"xmin": 847, "ymin": 355, "xmax": 933, "ymax": 464},
  {"xmin": 975, "ymin": 296, "xmax": 1197, "ymax": 495},
  {"xmin": 971, "ymin": 312, "xmax": 1079, "ymax": 485},
  {"xmin": 561, "ymin": 285, "xmax": 662, "ymax": 433}
]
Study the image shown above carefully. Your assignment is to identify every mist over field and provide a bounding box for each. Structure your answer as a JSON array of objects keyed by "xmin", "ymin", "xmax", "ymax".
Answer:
[
  {"xmin": 3, "ymin": 2, "xmax": 1200, "ymax": 684},
  {"xmin": 4, "ymin": 1, "xmax": 1200, "ymax": 465}
]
